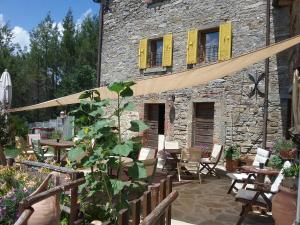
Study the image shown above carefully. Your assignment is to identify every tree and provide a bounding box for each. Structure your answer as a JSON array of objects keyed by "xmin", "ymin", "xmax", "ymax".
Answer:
[{"xmin": 61, "ymin": 9, "xmax": 76, "ymax": 74}]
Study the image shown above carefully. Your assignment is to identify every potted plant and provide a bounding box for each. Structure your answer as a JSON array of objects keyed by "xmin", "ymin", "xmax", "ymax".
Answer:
[
  {"xmin": 273, "ymin": 138, "xmax": 296, "ymax": 159},
  {"xmin": 51, "ymin": 130, "xmax": 62, "ymax": 143},
  {"xmin": 224, "ymin": 144, "xmax": 240, "ymax": 172},
  {"xmin": 272, "ymin": 163, "xmax": 299, "ymax": 225},
  {"xmin": 267, "ymin": 155, "xmax": 283, "ymax": 170}
]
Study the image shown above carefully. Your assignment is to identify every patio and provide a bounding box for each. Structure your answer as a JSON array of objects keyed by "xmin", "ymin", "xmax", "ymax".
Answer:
[{"xmin": 171, "ymin": 173, "xmax": 274, "ymax": 225}]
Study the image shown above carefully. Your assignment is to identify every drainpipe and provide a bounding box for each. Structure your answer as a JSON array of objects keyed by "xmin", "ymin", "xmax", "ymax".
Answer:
[
  {"xmin": 93, "ymin": 0, "xmax": 105, "ymax": 87},
  {"xmin": 262, "ymin": 0, "xmax": 271, "ymax": 149}
]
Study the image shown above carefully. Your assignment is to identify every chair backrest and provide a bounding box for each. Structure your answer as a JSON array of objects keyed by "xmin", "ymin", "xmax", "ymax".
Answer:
[
  {"xmin": 253, "ymin": 148, "xmax": 270, "ymax": 167},
  {"xmin": 181, "ymin": 148, "xmax": 202, "ymax": 163},
  {"xmin": 28, "ymin": 133, "xmax": 41, "ymax": 146},
  {"xmin": 210, "ymin": 144, "xmax": 223, "ymax": 161},
  {"xmin": 138, "ymin": 148, "xmax": 157, "ymax": 160},
  {"xmin": 270, "ymin": 161, "xmax": 292, "ymax": 193},
  {"xmin": 143, "ymin": 158, "xmax": 158, "ymax": 183},
  {"xmin": 164, "ymin": 141, "xmax": 179, "ymax": 149}
]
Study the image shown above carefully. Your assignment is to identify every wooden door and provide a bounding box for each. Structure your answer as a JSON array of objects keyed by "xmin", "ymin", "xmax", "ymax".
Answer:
[
  {"xmin": 144, "ymin": 104, "xmax": 159, "ymax": 148},
  {"xmin": 192, "ymin": 103, "xmax": 214, "ymax": 148}
]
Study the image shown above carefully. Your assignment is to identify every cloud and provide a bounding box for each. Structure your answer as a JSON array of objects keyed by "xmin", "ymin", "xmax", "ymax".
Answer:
[
  {"xmin": 0, "ymin": 14, "xmax": 5, "ymax": 27},
  {"xmin": 53, "ymin": 21, "xmax": 64, "ymax": 35},
  {"xmin": 12, "ymin": 26, "xmax": 30, "ymax": 50},
  {"xmin": 76, "ymin": 8, "xmax": 93, "ymax": 27}
]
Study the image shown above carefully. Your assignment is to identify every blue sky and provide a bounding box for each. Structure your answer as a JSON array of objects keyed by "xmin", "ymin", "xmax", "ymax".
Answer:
[{"xmin": 0, "ymin": 0, "xmax": 99, "ymax": 50}]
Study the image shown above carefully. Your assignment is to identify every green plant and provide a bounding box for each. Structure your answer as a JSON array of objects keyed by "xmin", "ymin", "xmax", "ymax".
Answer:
[
  {"xmin": 225, "ymin": 144, "xmax": 240, "ymax": 160},
  {"xmin": 0, "ymin": 167, "xmax": 43, "ymax": 224},
  {"xmin": 51, "ymin": 130, "xmax": 62, "ymax": 139},
  {"xmin": 274, "ymin": 138, "xmax": 294, "ymax": 153},
  {"xmin": 282, "ymin": 164, "xmax": 299, "ymax": 178},
  {"xmin": 68, "ymin": 81, "xmax": 148, "ymax": 223},
  {"xmin": 8, "ymin": 115, "xmax": 29, "ymax": 140},
  {"xmin": 268, "ymin": 155, "xmax": 283, "ymax": 169}
]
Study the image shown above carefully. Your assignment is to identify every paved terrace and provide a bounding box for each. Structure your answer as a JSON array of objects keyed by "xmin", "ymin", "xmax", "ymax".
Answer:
[{"xmin": 153, "ymin": 170, "xmax": 274, "ymax": 225}]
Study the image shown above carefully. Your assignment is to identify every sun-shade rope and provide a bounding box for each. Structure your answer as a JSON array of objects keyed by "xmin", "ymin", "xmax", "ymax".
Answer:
[{"xmin": 9, "ymin": 34, "xmax": 300, "ymax": 113}]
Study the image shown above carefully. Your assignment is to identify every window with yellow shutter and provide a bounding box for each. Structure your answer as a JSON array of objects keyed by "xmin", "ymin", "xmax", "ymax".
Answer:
[
  {"xmin": 187, "ymin": 22, "xmax": 232, "ymax": 66},
  {"xmin": 139, "ymin": 34, "xmax": 173, "ymax": 70}
]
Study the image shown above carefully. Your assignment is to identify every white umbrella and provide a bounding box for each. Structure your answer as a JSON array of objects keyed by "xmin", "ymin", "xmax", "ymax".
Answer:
[{"xmin": 0, "ymin": 69, "xmax": 12, "ymax": 109}]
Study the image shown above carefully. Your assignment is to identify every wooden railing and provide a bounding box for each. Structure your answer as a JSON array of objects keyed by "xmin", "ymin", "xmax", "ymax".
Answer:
[
  {"xmin": 17, "ymin": 161, "xmax": 84, "ymax": 225},
  {"xmin": 16, "ymin": 162, "xmax": 178, "ymax": 225},
  {"xmin": 92, "ymin": 175, "xmax": 177, "ymax": 225}
]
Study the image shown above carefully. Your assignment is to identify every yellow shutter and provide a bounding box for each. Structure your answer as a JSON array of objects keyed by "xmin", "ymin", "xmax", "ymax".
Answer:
[
  {"xmin": 186, "ymin": 29, "xmax": 198, "ymax": 65},
  {"xmin": 218, "ymin": 22, "xmax": 232, "ymax": 61},
  {"xmin": 139, "ymin": 39, "xmax": 148, "ymax": 69},
  {"xmin": 162, "ymin": 34, "xmax": 173, "ymax": 67}
]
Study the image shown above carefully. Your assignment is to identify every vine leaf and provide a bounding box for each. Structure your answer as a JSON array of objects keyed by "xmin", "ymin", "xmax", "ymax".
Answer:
[{"xmin": 129, "ymin": 120, "xmax": 149, "ymax": 132}]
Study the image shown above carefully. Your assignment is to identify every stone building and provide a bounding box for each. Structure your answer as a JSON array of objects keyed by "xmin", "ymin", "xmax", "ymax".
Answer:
[{"xmin": 101, "ymin": 0, "xmax": 296, "ymax": 152}]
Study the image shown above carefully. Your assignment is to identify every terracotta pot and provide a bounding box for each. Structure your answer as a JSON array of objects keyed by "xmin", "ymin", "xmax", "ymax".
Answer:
[
  {"xmin": 226, "ymin": 158, "xmax": 239, "ymax": 172},
  {"xmin": 279, "ymin": 149, "xmax": 296, "ymax": 159},
  {"xmin": 272, "ymin": 185, "xmax": 297, "ymax": 225}
]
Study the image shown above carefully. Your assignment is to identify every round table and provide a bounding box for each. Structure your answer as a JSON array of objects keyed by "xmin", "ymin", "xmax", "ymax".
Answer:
[
  {"xmin": 40, "ymin": 139, "xmax": 74, "ymax": 163},
  {"xmin": 241, "ymin": 165, "xmax": 279, "ymax": 183}
]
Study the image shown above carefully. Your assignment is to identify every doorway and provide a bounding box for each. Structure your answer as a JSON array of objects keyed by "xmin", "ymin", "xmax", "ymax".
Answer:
[
  {"xmin": 192, "ymin": 102, "xmax": 214, "ymax": 148},
  {"xmin": 144, "ymin": 103, "xmax": 165, "ymax": 148}
]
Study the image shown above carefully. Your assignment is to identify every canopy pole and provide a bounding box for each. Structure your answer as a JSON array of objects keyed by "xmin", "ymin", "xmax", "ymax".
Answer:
[{"xmin": 262, "ymin": 0, "xmax": 271, "ymax": 149}]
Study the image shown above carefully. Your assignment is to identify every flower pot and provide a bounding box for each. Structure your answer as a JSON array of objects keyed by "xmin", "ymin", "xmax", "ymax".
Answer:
[
  {"xmin": 279, "ymin": 149, "xmax": 296, "ymax": 159},
  {"xmin": 272, "ymin": 185, "xmax": 297, "ymax": 225},
  {"xmin": 226, "ymin": 158, "xmax": 239, "ymax": 172}
]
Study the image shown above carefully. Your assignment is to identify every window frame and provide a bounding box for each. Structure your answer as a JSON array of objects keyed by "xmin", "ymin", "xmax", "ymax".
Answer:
[
  {"xmin": 148, "ymin": 37, "xmax": 164, "ymax": 68},
  {"xmin": 198, "ymin": 28, "xmax": 220, "ymax": 64}
]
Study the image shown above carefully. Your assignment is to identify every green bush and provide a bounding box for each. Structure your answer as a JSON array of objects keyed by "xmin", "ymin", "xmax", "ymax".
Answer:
[
  {"xmin": 268, "ymin": 155, "xmax": 283, "ymax": 169},
  {"xmin": 282, "ymin": 164, "xmax": 299, "ymax": 178}
]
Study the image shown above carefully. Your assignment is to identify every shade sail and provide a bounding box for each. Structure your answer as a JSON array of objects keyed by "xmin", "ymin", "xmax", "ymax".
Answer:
[
  {"xmin": 9, "ymin": 34, "xmax": 300, "ymax": 113},
  {"xmin": 0, "ymin": 69, "xmax": 12, "ymax": 109}
]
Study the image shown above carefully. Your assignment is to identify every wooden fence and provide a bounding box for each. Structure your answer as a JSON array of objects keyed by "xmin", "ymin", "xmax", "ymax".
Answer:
[
  {"xmin": 96, "ymin": 175, "xmax": 177, "ymax": 225},
  {"xmin": 15, "ymin": 161, "xmax": 178, "ymax": 225},
  {"xmin": 17, "ymin": 161, "xmax": 84, "ymax": 225}
]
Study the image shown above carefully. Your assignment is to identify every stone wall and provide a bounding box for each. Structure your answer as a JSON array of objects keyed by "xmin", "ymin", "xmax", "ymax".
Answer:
[{"xmin": 102, "ymin": 0, "xmax": 291, "ymax": 151}]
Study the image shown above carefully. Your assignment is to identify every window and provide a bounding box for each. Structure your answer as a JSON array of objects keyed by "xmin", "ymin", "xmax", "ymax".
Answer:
[
  {"xmin": 148, "ymin": 38, "xmax": 163, "ymax": 67},
  {"xmin": 186, "ymin": 22, "xmax": 232, "ymax": 65},
  {"xmin": 199, "ymin": 30, "xmax": 219, "ymax": 63},
  {"xmin": 139, "ymin": 34, "xmax": 173, "ymax": 70}
]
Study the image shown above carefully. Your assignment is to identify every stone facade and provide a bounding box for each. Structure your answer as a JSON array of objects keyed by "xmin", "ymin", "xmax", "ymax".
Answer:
[{"xmin": 101, "ymin": 0, "xmax": 293, "ymax": 151}]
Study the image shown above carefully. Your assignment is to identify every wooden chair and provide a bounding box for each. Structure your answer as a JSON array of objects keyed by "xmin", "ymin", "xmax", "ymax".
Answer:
[
  {"xmin": 227, "ymin": 148, "xmax": 270, "ymax": 194},
  {"xmin": 31, "ymin": 140, "xmax": 54, "ymax": 162},
  {"xmin": 235, "ymin": 161, "xmax": 291, "ymax": 225},
  {"xmin": 199, "ymin": 144, "xmax": 223, "ymax": 177},
  {"xmin": 138, "ymin": 147, "xmax": 158, "ymax": 160},
  {"xmin": 162, "ymin": 141, "xmax": 179, "ymax": 171},
  {"xmin": 142, "ymin": 158, "xmax": 158, "ymax": 184},
  {"xmin": 177, "ymin": 148, "xmax": 202, "ymax": 183}
]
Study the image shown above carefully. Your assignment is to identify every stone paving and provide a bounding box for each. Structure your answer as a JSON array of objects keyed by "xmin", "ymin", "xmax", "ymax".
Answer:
[{"xmin": 171, "ymin": 175, "xmax": 275, "ymax": 225}]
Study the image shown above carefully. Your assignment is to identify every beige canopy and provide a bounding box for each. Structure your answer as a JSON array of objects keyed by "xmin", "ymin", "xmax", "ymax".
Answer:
[
  {"xmin": 291, "ymin": 69, "xmax": 300, "ymax": 134},
  {"xmin": 9, "ymin": 34, "xmax": 300, "ymax": 113}
]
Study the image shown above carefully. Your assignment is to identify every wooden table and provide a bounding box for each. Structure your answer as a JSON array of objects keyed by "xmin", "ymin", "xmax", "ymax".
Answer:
[
  {"xmin": 240, "ymin": 165, "xmax": 279, "ymax": 183},
  {"xmin": 40, "ymin": 139, "xmax": 74, "ymax": 163}
]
